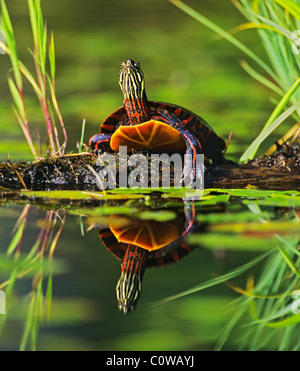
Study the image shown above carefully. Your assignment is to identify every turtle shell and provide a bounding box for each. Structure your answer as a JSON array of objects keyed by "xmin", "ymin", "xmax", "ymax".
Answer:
[
  {"xmin": 100, "ymin": 101, "xmax": 226, "ymax": 161},
  {"xmin": 110, "ymin": 119, "xmax": 186, "ymax": 153}
]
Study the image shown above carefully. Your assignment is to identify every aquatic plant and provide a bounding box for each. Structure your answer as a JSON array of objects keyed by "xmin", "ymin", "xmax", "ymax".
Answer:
[
  {"xmin": 155, "ymin": 197, "xmax": 300, "ymax": 350},
  {"xmin": 0, "ymin": 205, "xmax": 65, "ymax": 351},
  {"xmin": 170, "ymin": 0, "xmax": 300, "ymax": 162},
  {"xmin": 0, "ymin": 0, "xmax": 67, "ymax": 159}
]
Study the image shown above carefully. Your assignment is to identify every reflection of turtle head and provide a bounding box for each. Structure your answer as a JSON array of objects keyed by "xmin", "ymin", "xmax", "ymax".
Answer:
[
  {"xmin": 116, "ymin": 272, "xmax": 140, "ymax": 314},
  {"xmin": 116, "ymin": 245, "xmax": 147, "ymax": 314},
  {"xmin": 99, "ymin": 203, "xmax": 198, "ymax": 314},
  {"xmin": 110, "ymin": 218, "xmax": 183, "ymax": 314}
]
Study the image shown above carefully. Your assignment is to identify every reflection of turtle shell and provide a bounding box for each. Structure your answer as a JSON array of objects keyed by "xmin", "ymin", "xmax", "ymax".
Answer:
[
  {"xmin": 109, "ymin": 215, "xmax": 183, "ymax": 251},
  {"xmin": 100, "ymin": 229, "xmax": 194, "ymax": 269},
  {"xmin": 99, "ymin": 215, "xmax": 195, "ymax": 314},
  {"xmin": 100, "ymin": 216, "xmax": 193, "ymax": 268},
  {"xmin": 98, "ymin": 201, "xmax": 199, "ymax": 314}
]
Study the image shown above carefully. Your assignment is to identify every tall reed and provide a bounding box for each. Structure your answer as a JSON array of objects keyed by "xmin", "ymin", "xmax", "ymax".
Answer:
[
  {"xmin": 0, "ymin": 0, "xmax": 67, "ymax": 159},
  {"xmin": 0, "ymin": 206, "xmax": 65, "ymax": 351}
]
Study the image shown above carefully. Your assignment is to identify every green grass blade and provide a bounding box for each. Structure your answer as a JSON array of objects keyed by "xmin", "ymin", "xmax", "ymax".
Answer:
[
  {"xmin": 169, "ymin": 0, "xmax": 277, "ymax": 80},
  {"xmin": 19, "ymin": 62, "xmax": 43, "ymax": 99},
  {"xmin": 270, "ymin": 0, "xmax": 300, "ymax": 20},
  {"xmin": 46, "ymin": 272, "xmax": 52, "ymax": 319},
  {"xmin": 247, "ymin": 9, "xmax": 296, "ymax": 41},
  {"xmin": 276, "ymin": 242, "xmax": 300, "ymax": 278},
  {"xmin": 1, "ymin": 0, "xmax": 22, "ymax": 89},
  {"xmin": 41, "ymin": 20, "xmax": 47, "ymax": 75},
  {"xmin": 49, "ymin": 31, "xmax": 55, "ymax": 79},
  {"xmin": 240, "ymin": 60, "xmax": 284, "ymax": 95},
  {"xmin": 27, "ymin": 0, "xmax": 38, "ymax": 47},
  {"xmin": 7, "ymin": 77, "xmax": 25, "ymax": 121},
  {"xmin": 38, "ymin": 2, "xmax": 46, "ymax": 75},
  {"xmin": 262, "ymin": 77, "xmax": 300, "ymax": 130},
  {"xmin": 0, "ymin": 0, "xmax": 13, "ymax": 36},
  {"xmin": 154, "ymin": 250, "xmax": 273, "ymax": 305},
  {"xmin": 240, "ymin": 81, "xmax": 300, "ymax": 162},
  {"xmin": 20, "ymin": 292, "xmax": 36, "ymax": 351},
  {"xmin": 7, "ymin": 219, "xmax": 26, "ymax": 256},
  {"xmin": 79, "ymin": 118, "xmax": 86, "ymax": 153},
  {"xmin": 28, "ymin": 0, "xmax": 46, "ymax": 75}
]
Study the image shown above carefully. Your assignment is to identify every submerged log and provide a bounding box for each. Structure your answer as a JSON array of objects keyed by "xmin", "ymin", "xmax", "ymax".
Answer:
[{"xmin": 0, "ymin": 144, "xmax": 299, "ymax": 192}]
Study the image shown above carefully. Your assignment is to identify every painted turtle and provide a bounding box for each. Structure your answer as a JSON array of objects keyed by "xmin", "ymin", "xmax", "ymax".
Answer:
[
  {"xmin": 98, "ymin": 201, "xmax": 199, "ymax": 314},
  {"xmin": 89, "ymin": 59, "xmax": 226, "ymax": 181}
]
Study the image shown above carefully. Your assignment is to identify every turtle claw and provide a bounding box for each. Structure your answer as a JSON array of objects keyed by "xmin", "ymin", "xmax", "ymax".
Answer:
[
  {"xmin": 89, "ymin": 133, "xmax": 112, "ymax": 154},
  {"xmin": 180, "ymin": 130, "xmax": 204, "ymax": 187},
  {"xmin": 182, "ymin": 164, "xmax": 194, "ymax": 186},
  {"xmin": 182, "ymin": 162, "xmax": 203, "ymax": 187}
]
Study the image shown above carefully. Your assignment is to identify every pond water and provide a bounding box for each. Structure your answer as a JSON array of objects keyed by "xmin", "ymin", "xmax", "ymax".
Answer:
[
  {"xmin": 0, "ymin": 0, "xmax": 300, "ymax": 351},
  {"xmin": 1, "ymin": 192, "xmax": 300, "ymax": 351}
]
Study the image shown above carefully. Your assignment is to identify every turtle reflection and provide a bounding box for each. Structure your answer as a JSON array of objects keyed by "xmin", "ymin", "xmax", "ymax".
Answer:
[{"xmin": 99, "ymin": 202, "xmax": 200, "ymax": 314}]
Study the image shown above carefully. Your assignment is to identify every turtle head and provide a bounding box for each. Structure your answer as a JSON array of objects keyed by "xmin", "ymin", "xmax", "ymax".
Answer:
[
  {"xmin": 116, "ymin": 245, "xmax": 147, "ymax": 314},
  {"xmin": 119, "ymin": 59, "xmax": 146, "ymax": 101},
  {"xmin": 116, "ymin": 270, "xmax": 142, "ymax": 314}
]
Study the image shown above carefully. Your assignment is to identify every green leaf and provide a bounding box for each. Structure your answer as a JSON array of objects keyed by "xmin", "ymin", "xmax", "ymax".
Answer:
[
  {"xmin": 240, "ymin": 60, "xmax": 284, "ymax": 96},
  {"xmin": 41, "ymin": 19, "xmax": 47, "ymax": 75},
  {"xmin": 270, "ymin": 0, "xmax": 300, "ymax": 20},
  {"xmin": 240, "ymin": 98, "xmax": 300, "ymax": 162},
  {"xmin": 155, "ymin": 250, "xmax": 273, "ymax": 305},
  {"xmin": 169, "ymin": 0, "xmax": 277, "ymax": 80},
  {"xmin": 6, "ymin": 219, "xmax": 26, "ymax": 256},
  {"xmin": 264, "ymin": 313, "xmax": 300, "ymax": 328},
  {"xmin": 7, "ymin": 77, "xmax": 25, "ymax": 121},
  {"xmin": 78, "ymin": 118, "xmax": 86, "ymax": 153},
  {"xmin": 27, "ymin": 0, "xmax": 38, "ymax": 47},
  {"xmin": 1, "ymin": 0, "xmax": 22, "ymax": 89},
  {"xmin": 19, "ymin": 190, "xmax": 148, "ymax": 201},
  {"xmin": 46, "ymin": 273, "xmax": 53, "ymax": 319},
  {"xmin": 49, "ymin": 31, "xmax": 55, "ymax": 79},
  {"xmin": 198, "ymin": 193, "xmax": 230, "ymax": 205},
  {"xmin": 36, "ymin": 0, "xmax": 45, "ymax": 72},
  {"xmin": 276, "ymin": 243, "xmax": 300, "ymax": 278},
  {"xmin": 19, "ymin": 62, "xmax": 43, "ymax": 99}
]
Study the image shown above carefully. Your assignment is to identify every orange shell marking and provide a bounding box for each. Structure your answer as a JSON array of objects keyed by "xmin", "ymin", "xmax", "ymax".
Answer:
[
  {"xmin": 110, "ymin": 120, "xmax": 186, "ymax": 153},
  {"xmin": 109, "ymin": 218, "xmax": 181, "ymax": 251}
]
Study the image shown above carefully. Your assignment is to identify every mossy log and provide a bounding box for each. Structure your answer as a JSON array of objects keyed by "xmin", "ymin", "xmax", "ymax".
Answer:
[{"xmin": 0, "ymin": 144, "xmax": 299, "ymax": 192}]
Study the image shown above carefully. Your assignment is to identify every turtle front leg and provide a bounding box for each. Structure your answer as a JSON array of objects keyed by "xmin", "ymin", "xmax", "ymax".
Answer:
[
  {"xmin": 182, "ymin": 200, "xmax": 199, "ymax": 237},
  {"xmin": 180, "ymin": 130, "xmax": 204, "ymax": 186},
  {"xmin": 89, "ymin": 133, "xmax": 112, "ymax": 154}
]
